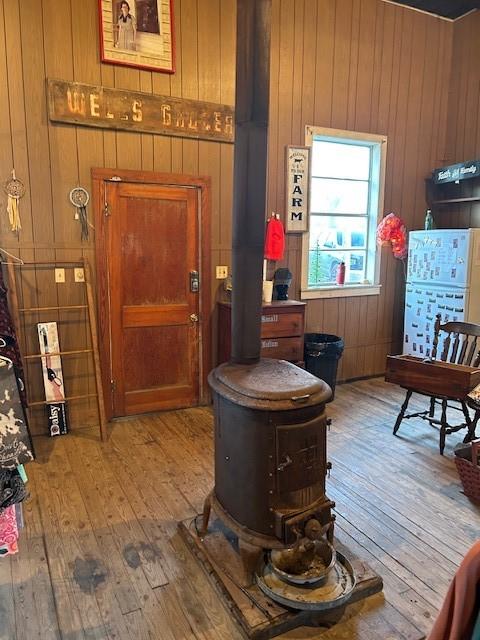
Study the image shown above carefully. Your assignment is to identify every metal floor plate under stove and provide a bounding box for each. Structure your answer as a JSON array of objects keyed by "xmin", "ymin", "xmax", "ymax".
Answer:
[{"xmin": 256, "ymin": 551, "xmax": 356, "ymax": 611}]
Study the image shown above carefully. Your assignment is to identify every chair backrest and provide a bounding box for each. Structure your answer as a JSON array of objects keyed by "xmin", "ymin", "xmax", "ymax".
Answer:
[{"xmin": 431, "ymin": 313, "xmax": 480, "ymax": 366}]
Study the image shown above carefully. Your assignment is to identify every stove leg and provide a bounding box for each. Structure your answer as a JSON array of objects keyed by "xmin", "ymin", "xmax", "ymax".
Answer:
[
  {"xmin": 198, "ymin": 491, "xmax": 212, "ymax": 537},
  {"xmin": 238, "ymin": 540, "xmax": 263, "ymax": 587},
  {"xmin": 327, "ymin": 517, "xmax": 335, "ymax": 544}
]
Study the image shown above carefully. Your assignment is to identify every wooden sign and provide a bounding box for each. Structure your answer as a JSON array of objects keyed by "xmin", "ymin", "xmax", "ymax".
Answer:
[
  {"xmin": 285, "ymin": 146, "xmax": 310, "ymax": 233},
  {"xmin": 47, "ymin": 78, "xmax": 234, "ymax": 143},
  {"xmin": 433, "ymin": 159, "xmax": 480, "ymax": 184}
]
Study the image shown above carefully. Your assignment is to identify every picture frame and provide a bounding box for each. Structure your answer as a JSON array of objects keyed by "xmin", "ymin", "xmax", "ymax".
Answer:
[
  {"xmin": 285, "ymin": 145, "xmax": 310, "ymax": 233},
  {"xmin": 98, "ymin": 0, "xmax": 175, "ymax": 74}
]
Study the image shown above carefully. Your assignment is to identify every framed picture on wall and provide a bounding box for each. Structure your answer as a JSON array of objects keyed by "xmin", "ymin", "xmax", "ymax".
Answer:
[
  {"xmin": 98, "ymin": 0, "xmax": 175, "ymax": 73},
  {"xmin": 285, "ymin": 145, "xmax": 310, "ymax": 233}
]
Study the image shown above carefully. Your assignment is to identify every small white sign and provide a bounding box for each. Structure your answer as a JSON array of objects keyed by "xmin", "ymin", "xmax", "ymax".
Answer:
[{"xmin": 286, "ymin": 145, "xmax": 310, "ymax": 233}]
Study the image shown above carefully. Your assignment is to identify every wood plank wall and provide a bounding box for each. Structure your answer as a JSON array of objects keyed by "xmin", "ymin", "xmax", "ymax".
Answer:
[
  {"xmin": 0, "ymin": 0, "xmax": 459, "ymax": 433},
  {"xmin": 441, "ymin": 10, "xmax": 480, "ymax": 228},
  {"xmin": 0, "ymin": 0, "xmax": 236, "ymax": 435},
  {"xmin": 266, "ymin": 0, "xmax": 453, "ymax": 381}
]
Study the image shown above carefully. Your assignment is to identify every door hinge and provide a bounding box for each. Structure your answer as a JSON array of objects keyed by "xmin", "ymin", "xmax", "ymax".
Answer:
[
  {"xmin": 111, "ymin": 379, "xmax": 116, "ymax": 393},
  {"xmin": 104, "ymin": 202, "xmax": 111, "ymax": 217}
]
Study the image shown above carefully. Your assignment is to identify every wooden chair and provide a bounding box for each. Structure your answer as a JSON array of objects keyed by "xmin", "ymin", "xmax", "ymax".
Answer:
[{"xmin": 393, "ymin": 314, "xmax": 480, "ymax": 454}]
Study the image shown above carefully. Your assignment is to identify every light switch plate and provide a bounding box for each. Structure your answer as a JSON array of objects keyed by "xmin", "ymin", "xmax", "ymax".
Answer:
[
  {"xmin": 216, "ymin": 265, "xmax": 228, "ymax": 279},
  {"xmin": 54, "ymin": 268, "xmax": 65, "ymax": 283},
  {"xmin": 74, "ymin": 268, "xmax": 85, "ymax": 283}
]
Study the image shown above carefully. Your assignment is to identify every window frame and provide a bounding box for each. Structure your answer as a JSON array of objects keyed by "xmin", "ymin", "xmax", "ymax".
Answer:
[{"xmin": 301, "ymin": 126, "xmax": 387, "ymax": 299}]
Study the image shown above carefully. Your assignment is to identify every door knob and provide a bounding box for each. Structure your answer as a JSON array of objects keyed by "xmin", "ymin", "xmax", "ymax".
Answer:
[{"xmin": 190, "ymin": 313, "xmax": 199, "ymax": 323}]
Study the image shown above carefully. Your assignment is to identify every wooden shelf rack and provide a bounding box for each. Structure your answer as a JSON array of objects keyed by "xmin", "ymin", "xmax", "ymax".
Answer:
[{"xmin": 5, "ymin": 258, "xmax": 108, "ymax": 441}]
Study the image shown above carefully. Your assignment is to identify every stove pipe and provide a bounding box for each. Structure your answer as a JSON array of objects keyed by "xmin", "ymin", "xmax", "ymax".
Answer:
[{"xmin": 231, "ymin": 0, "xmax": 271, "ymax": 364}]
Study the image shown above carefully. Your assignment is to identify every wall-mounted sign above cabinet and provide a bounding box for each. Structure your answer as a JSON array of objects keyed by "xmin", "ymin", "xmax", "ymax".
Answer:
[
  {"xmin": 285, "ymin": 145, "xmax": 310, "ymax": 233},
  {"xmin": 433, "ymin": 159, "xmax": 480, "ymax": 184},
  {"xmin": 47, "ymin": 79, "xmax": 234, "ymax": 144}
]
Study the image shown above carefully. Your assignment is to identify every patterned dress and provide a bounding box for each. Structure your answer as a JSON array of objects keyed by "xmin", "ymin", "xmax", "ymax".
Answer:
[{"xmin": 117, "ymin": 13, "xmax": 136, "ymax": 50}]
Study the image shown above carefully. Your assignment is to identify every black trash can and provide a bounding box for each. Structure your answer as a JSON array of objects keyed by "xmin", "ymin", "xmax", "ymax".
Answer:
[{"xmin": 304, "ymin": 333, "xmax": 344, "ymax": 401}]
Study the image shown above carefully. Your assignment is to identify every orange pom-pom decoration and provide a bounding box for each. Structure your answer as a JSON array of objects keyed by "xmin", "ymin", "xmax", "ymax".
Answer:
[{"xmin": 376, "ymin": 212, "xmax": 407, "ymax": 259}]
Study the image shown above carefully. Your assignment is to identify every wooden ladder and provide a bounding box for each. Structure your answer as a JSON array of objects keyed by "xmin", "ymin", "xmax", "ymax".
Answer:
[{"xmin": 5, "ymin": 258, "xmax": 108, "ymax": 441}]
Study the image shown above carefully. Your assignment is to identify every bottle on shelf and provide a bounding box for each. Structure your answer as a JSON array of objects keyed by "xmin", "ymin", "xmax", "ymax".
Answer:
[
  {"xmin": 425, "ymin": 209, "xmax": 435, "ymax": 230},
  {"xmin": 336, "ymin": 261, "xmax": 346, "ymax": 286}
]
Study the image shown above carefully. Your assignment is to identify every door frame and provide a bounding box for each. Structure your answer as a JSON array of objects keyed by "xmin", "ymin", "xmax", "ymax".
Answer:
[{"xmin": 92, "ymin": 167, "xmax": 211, "ymax": 419}]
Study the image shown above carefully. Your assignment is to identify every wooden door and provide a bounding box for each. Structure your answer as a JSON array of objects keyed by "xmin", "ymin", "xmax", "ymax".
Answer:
[{"xmin": 104, "ymin": 181, "xmax": 201, "ymax": 417}]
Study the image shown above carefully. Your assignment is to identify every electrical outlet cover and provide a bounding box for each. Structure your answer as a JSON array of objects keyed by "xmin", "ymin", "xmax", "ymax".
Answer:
[
  {"xmin": 74, "ymin": 268, "xmax": 85, "ymax": 283},
  {"xmin": 216, "ymin": 266, "xmax": 228, "ymax": 279},
  {"xmin": 54, "ymin": 268, "xmax": 65, "ymax": 283}
]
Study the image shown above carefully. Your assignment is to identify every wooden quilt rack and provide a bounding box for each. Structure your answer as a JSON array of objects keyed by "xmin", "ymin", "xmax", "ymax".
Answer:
[{"xmin": 5, "ymin": 258, "xmax": 107, "ymax": 441}]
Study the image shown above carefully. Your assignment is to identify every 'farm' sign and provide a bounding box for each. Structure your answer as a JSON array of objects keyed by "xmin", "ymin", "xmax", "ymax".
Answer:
[
  {"xmin": 286, "ymin": 146, "xmax": 310, "ymax": 233},
  {"xmin": 47, "ymin": 79, "xmax": 234, "ymax": 144}
]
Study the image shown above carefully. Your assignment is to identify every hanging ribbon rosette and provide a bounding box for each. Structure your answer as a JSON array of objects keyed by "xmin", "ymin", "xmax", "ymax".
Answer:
[{"xmin": 376, "ymin": 212, "xmax": 407, "ymax": 259}]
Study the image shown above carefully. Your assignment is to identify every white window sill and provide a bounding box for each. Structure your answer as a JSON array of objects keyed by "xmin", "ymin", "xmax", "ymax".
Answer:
[{"xmin": 300, "ymin": 284, "xmax": 381, "ymax": 300}]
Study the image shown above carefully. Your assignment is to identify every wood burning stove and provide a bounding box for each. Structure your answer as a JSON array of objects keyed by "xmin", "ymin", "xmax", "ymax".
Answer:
[
  {"xmin": 197, "ymin": 0, "xmax": 336, "ymax": 559},
  {"xmin": 179, "ymin": 2, "xmax": 383, "ymax": 629},
  {"xmin": 198, "ymin": 0, "xmax": 339, "ymax": 579},
  {"xmin": 207, "ymin": 359, "xmax": 335, "ymax": 548}
]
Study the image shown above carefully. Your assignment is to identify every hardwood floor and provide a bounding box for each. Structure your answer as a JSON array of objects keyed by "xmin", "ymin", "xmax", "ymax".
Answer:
[{"xmin": 1, "ymin": 378, "xmax": 478, "ymax": 640}]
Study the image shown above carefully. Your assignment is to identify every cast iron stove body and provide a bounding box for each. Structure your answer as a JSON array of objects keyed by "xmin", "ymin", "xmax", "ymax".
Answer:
[{"xmin": 208, "ymin": 359, "xmax": 335, "ymax": 549}]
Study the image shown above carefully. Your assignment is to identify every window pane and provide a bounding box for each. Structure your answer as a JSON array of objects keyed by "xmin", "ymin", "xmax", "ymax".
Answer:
[
  {"xmin": 309, "ymin": 216, "xmax": 367, "ymax": 251},
  {"xmin": 311, "ymin": 140, "xmax": 371, "ymax": 180},
  {"xmin": 308, "ymin": 249, "xmax": 366, "ymax": 285},
  {"xmin": 311, "ymin": 177, "xmax": 369, "ymax": 214}
]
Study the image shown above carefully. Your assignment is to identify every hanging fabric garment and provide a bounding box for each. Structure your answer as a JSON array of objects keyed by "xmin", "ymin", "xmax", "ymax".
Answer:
[
  {"xmin": 264, "ymin": 214, "xmax": 285, "ymax": 261},
  {"xmin": 0, "ymin": 505, "xmax": 18, "ymax": 556},
  {"xmin": 0, "ymin": 358, "xmax": 34, "ymax": 468},
  {"xmin": 427, "ymin": 541, "xmax": 480, "ymax": 640},
  {"xmin": 0, "ymin": 266, "xmax": 27, "ymax": 407},
  {"xmin": 0, "ymin": 468, "xmax": 27, "ymax": 510}
]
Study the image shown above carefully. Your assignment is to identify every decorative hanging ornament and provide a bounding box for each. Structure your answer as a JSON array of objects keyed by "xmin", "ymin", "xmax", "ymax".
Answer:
[
  {"xmin": 4, "ymin": 169, "xmax": 25, "ymax": 233},
  {"xmin": 69, "ymin": 186, "xmax": 90, "ymax": 241},
  {"xmin": 376, "ymin": 212, "xmax": 408, "ymax": 259}
]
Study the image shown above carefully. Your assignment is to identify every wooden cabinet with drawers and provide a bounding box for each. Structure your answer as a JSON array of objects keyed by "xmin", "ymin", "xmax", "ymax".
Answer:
[{"xmin": 217, "ymin": 300, "xmax": 306, "ymax": 364}]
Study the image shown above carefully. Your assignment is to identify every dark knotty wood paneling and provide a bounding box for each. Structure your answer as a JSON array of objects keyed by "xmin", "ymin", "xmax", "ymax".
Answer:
[{"xmin": 0, "ymin": 0, "xmax": 462, "ymax": 435}]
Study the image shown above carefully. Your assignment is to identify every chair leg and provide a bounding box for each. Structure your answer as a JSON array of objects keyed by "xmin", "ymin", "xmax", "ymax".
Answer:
[
  {"xmin": 439, "ymin": 399, "xmax": 448, "ymax": 455},
  {"xmin": 393, "ymin": 390, "xmax": 413, "ymax": 435},
  {"xmin": 463, "ymin": 408, "xmax": 480, "ymax": 443},
  {"xmin": 429, "ymin": 397, "xmax": 436, "ymax": 417}
]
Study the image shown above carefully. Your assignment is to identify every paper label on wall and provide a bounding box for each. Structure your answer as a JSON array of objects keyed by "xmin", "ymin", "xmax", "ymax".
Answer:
[{"xmin": 37, "ymin": 322, "xmax": 66, "ymax": 403}]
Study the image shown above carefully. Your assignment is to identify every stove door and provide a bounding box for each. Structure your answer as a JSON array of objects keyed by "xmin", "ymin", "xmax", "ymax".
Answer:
[{"xmin": 275, "ymin": 416, "xmax": 326, "ymax": 496}]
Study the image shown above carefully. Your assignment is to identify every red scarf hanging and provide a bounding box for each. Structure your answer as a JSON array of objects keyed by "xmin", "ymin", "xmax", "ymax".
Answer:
[{"xmin": 264, "ymin": 215, "xmax": 285, "ymax": 261}]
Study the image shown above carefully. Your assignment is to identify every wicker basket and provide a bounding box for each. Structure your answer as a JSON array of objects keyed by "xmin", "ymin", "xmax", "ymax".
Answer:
[{"xmin": 455, "ymin": 440, "xmax": 480, "ymax": 503}]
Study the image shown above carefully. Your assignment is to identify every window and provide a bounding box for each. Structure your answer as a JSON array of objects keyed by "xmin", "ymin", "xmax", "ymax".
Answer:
[{"xmin": 301, "ymin": 127, "xmax": 387, "ymax": 298}]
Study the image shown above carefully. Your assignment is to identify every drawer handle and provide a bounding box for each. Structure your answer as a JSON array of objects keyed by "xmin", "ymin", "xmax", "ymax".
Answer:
[{"xmin": 291, "ymin": 394, "xmax": 310, "ymax": 403}]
